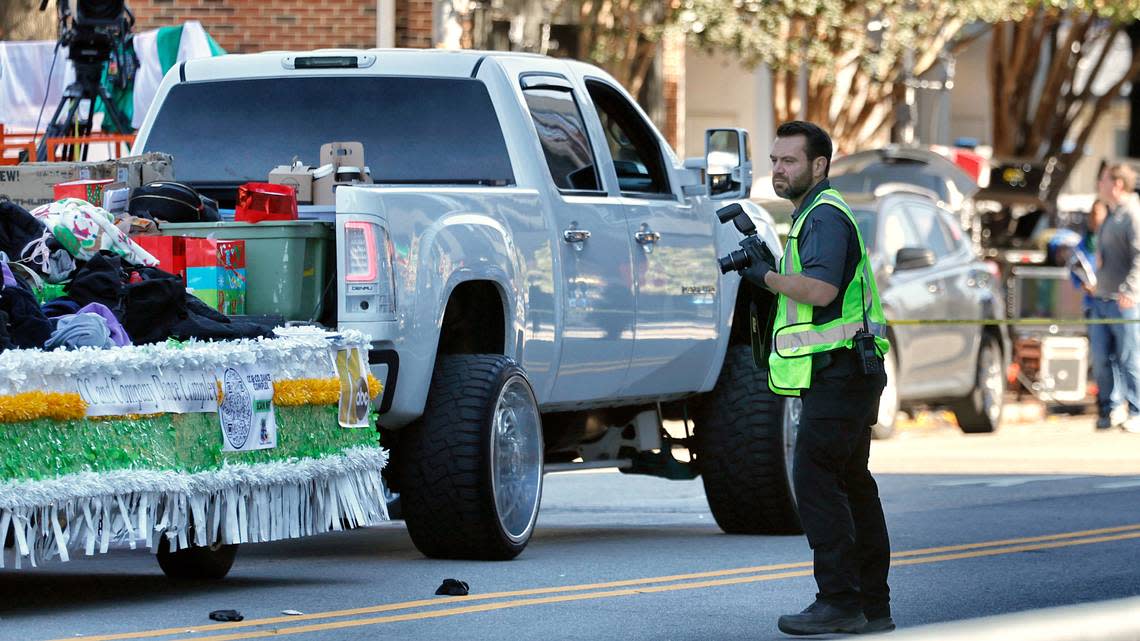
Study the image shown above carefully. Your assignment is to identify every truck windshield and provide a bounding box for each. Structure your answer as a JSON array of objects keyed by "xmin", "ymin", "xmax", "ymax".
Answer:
[{"xmin": 142, "ymin": 76, "xmax": 515, "ymax": 187}]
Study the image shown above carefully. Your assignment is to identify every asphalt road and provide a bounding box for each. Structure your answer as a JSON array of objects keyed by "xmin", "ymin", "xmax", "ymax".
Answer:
[{"xmin": 3, "ymin": 411, "xmax": 1139, "ymax": 641}]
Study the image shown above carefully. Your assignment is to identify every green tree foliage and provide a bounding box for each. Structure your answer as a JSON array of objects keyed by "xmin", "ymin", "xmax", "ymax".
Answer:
[
  {"xmin": 677, "ymin": 0, "xmax": 1017, "ymax": 152},
  {"xmin": 988, "ymin": 1, "xmax": 1140, "ymax": 200}
]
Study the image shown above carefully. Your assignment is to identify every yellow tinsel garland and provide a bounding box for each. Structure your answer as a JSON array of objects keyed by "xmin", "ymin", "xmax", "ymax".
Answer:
[
  {"xmin": 273, "ymin": 375, "xmax": 383, "ymax": 407},
  {"xmin": 0, "ymin": 375, "xmax": 383, "ymax": 423},
  {"xmin": 0, "ymin": 391, "xmax": 87, "ymax": 423}
]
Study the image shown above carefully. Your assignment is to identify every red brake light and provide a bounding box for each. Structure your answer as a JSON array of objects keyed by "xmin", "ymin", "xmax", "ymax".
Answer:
[{"xmin": 345, "ymin": 221, "xmax": 378, "ymax": 282}]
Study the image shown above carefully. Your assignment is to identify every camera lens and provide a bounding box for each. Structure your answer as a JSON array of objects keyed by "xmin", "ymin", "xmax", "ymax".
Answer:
[{"xmin": 717, "ymin": 248, "xmax": 751, "ymax": 274}]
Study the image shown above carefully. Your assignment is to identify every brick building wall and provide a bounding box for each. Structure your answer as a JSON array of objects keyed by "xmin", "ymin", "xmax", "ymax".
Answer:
[
  {"xmin": 126, "ymin": 0, "xmax": 433, "ymax": 52},
  {"xmin": 395, "ymin": 0, "xmax": 433, "ymax": 48},
  {"xmin": 123, "ymin": 0, "xmax": 682, "ymax": 145}
]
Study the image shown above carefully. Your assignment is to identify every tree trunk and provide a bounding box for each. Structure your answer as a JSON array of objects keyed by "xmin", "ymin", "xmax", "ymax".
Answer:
[{"xmin": 0, "ymin": 0, "xmax": 54, "ymax": 41}]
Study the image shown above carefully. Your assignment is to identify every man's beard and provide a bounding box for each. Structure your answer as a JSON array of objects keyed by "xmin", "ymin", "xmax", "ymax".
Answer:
[{"xmin": 774, "ymin": 170, "xmax": 813, "ymax": 200}]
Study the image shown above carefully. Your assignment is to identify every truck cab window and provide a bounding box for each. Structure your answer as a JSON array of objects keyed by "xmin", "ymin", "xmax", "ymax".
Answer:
[
  {"xmin": 522, "ymin": 87, "xmax": 601, "ymax": 192},
  {"xmin": 584, "ymin": 80, "xmax": 671, "ymax": 197}
]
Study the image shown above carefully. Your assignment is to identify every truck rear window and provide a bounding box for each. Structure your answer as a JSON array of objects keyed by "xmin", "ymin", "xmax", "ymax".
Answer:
[{"xmin": 143, "ymin": 76, "xmax": 515, "ymax": 187}]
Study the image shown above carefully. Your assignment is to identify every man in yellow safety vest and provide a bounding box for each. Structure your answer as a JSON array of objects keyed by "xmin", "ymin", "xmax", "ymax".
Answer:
[{"xmin": 737, "ymin": 121, "xmax": 893, "ymax": 636}]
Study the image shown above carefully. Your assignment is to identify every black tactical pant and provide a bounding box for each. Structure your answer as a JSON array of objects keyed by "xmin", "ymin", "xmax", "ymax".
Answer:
[{"xmin": 793, "ymin": 348, "xmax": 891, "ymax": 618}]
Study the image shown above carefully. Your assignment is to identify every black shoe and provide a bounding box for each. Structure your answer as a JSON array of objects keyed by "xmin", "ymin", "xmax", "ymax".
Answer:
[
  {"xmin": 778, "ymin": 601, "xmax": 868, "ymax": 636},
  {"xmin": 858, "ymin": 616, "xmax": 896, "ymax": 634}
]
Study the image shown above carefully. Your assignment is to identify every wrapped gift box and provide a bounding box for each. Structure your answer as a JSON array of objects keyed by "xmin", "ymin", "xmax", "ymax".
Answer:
[
  {"xmin": 131, "ymin": 235, "xmax": 187, "ymax": 279},
  {"xmin": 53, "ymin": 178, "xmax": 114, "ymax": 205},
  {"xmin": 184, "ymin": 238, "xmax": 246, "ymax": 315}
]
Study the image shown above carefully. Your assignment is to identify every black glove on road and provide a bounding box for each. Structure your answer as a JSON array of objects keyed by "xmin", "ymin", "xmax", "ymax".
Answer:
[{"xmin": 739, "ymin": 237, "xmax": 776, "ymax": 290}]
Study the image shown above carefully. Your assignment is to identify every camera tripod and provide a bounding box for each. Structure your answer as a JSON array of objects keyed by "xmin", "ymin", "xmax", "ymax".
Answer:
[{"xmin": 36, "ymin": 45, "xmax": 132, "ymax": 161}]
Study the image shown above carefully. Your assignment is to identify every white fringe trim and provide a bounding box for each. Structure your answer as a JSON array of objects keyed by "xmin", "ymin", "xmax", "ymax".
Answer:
[{"xmin": 0, "ymin": 446, "xmax": 388, "ymax": 569}]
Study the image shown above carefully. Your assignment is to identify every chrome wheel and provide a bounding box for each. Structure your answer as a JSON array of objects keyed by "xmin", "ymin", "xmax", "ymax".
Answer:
[
  {"xmin": 490, "ymin": 375, "xmax": 543, "ymax": 544},
  {"xmin": 952, "ymin": 334, "xmax": 1004, "ymax": 434},
  {"xmin": 980, "ymin": 339, "xmax": 1004, "ymax": 424}
]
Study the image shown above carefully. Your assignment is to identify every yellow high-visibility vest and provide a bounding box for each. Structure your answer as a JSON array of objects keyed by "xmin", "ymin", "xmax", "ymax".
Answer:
[{"xmin": 768, "ymin": 188, "xmax": 889, "ymax": 396}]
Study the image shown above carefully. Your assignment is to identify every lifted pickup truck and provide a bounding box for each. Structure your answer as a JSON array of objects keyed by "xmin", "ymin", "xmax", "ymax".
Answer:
[{"xmin": 134, "ymin": 49, "xmax": 796, "ymax": 560}]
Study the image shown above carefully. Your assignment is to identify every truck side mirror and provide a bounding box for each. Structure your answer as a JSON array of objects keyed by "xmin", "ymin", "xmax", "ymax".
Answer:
[{"xmin": 705, "ymin": 128, "xmax": 752, "ymax": 200}]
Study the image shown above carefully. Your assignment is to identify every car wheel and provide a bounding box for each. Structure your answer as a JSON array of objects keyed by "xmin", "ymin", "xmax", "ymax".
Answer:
[
  {"xmin": 872, "ymin": 347, "xmax": 900, "ymax": 440},
  {"xmin": 693, "ymin": 346, "xmax": 802, "ymax": 535},
  {"xmin": 397, "ymin": 355, "xmax": 544, "ymax": 560},
  {"xmin": 156, "ymin": 538, "xmax": 238, "ymax": 581},
  {"xmin": 952, "ymin": 333, "xmax": 1005, "ymax": 433}
]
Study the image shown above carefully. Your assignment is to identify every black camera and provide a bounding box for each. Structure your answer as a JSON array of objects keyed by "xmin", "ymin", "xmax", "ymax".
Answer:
[{"xmin": 715, "ymin": 203, "xmax": 775, "ymax": 275}]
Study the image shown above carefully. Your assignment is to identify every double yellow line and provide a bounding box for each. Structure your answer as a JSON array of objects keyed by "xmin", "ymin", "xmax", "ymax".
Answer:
[{"xmin": 53, "ymin": 523, "xmax": 1140, "ymax": 641}]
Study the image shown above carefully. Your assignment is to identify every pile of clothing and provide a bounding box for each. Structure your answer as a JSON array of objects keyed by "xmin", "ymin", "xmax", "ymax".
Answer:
[{"xmin": 0, "ymin": 197, "xmax": 271, "ymax": 354}]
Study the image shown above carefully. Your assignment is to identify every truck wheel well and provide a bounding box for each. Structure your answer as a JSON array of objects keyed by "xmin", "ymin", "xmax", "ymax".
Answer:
[
  {"xmin": 438, "ymin": 281, "xmax": 506, "ymax": 356},
  {"xmin": 730, "ymin": 281, "xmax": 777, "ymax": 347}
]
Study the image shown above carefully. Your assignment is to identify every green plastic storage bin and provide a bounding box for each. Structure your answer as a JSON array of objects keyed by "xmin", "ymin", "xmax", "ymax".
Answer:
[{"xmin": 161, "ymin": 221, "xmax": 332, "ymax": 321}]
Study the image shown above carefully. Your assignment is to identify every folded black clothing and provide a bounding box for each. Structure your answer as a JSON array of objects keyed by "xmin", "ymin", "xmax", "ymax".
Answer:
[
  {"xmin": 67, "ymin": 253, "xmax": 127, "ymax": 310},
  {"xmin": 0, "ymin": 281, "xmax": 52, "ymax": 349},
  {"xmin": 41, "ymin": 297, "xmax": 81, "ymax": 318},
  {"xmin": 66, "ymin": 251, "xmax": 273, "ymax": 344},
  {"xmin": 0, "ymin": 199, "xmax": 50, "ymax": 263},
  {"xmin": 0, "ymin": 309, "xmax": 14, "ymax": 352}
]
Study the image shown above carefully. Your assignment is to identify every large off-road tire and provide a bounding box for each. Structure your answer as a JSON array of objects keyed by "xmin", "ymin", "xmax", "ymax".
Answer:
[
  {"xmin": 397, "ymin": 355, "xmax": 544, "ymax": 560},
  {"xmin": 952, "ymin": 333, "xmax": 1005, "ymax": 434},
  {"xmin": 156, "ymin": 538, "xmax": 238, "ymax": 581},
  {"xmin": 693, "ymin": 346, "xmax": 801, "ymax": 535},
  {"xmin": 871, "ymin": 347, "xmax": 899, "ymax": 440}
]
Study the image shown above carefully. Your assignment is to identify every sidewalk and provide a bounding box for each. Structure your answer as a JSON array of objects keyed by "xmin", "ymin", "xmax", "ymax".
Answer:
[{"xmin": 875, "ymin": 395, "xmax": 1140, "ymax": 476}]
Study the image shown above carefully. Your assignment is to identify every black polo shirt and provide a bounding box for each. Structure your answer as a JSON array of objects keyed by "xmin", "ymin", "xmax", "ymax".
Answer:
[{"xmin": 789, "ymin": 178, "xmax": 861, "ymax": 326}]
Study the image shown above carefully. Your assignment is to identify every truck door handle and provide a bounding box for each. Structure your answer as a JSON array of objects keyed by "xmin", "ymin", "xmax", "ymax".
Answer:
[
  {"xmin": 563, "ymin": 228, "xmax": 591, "ymax": 244},
  {"xmin": 634, "ymin": 227, "xmax": 661, "ymax": 245}
]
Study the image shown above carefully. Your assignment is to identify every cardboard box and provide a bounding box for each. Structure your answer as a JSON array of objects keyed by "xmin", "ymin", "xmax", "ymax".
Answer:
[
  {"xmin": 320, "ymin": 142, "xmax": 367, "ymax": 174},
  {"xmin": 313, "ymin": 142, "xmax": 371, "ymax": 206},
  {"xmin": 269, "ymin": 162, "xmax": 314, "ymax": 204},
  {"xmin": 0, "ymin": 161, "xmax": 116, "ymax": 211},
  {"xmin": 132, "ymin": 235, "xmax": 186, "ymax": 279},
  {"xmin": 312, "ymin": 163, "xmax": 337, "ymax": 206},
  {"xmin": 115, "ymin": 152, "xmax": 175, "ymax": 188},
  {"xmin": 0, "ymin": 153, "xmax": 173, "ymax": 211},
  {"xmin": 54, "ymin": 178, "xmax": 114, "ymax": 204}
]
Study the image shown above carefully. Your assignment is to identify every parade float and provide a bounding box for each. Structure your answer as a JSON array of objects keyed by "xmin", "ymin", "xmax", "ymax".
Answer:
[{"xmin": 0, "ymin": 327, "xmax": 389, "ymax": 579}]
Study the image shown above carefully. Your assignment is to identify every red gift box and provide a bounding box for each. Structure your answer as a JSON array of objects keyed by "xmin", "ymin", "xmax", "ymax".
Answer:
[
  {"xmin": 54, "ymin": 179, "xmax": 114, "ymax": 205},
  {"xmin": 131, "ymin": 235, "xmax": 186, "ymax": 279},
  {"xmin": 184, "ymin": 238, "xmax": 246, "ymax": 270},
  {"xmin": 235, "ymin": 182, "xmax": 298, "ymax": 223}
]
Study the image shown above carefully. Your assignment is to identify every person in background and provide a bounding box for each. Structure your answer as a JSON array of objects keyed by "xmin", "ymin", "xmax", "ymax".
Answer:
[
  {"xmin": 1091, "ymin": 163, "xmax": 1140, "ymax": 434},
  {"xmin": 1080, "ymin": 164, "xmax": 1125, "ymax": 429}
]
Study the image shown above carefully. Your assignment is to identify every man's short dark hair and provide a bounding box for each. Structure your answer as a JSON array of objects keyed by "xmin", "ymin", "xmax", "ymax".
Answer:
[{"xmin": 776, "ymin": 120, "xmax": 833, "ymax": 176}]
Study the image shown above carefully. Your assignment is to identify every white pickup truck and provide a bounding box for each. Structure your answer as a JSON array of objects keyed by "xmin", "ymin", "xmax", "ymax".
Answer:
[{"xmin": 133, "ymin": 48, "xmax": 796, "ymax": 560}]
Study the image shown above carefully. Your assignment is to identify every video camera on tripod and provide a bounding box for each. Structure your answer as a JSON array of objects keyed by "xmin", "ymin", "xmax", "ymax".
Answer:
[{"xmin": 35, "ymin": 0, "xmax": 136, "ymax": 160}]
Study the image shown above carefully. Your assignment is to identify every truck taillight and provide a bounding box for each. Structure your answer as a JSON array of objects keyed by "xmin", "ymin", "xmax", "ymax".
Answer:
[
  {"xmin": 345, "ymin": 221, "xmax": 378, "ymax": 282},
  {"xmin": 344, "ymin": 221, "xmax": 395, "ymax": 318}
]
